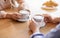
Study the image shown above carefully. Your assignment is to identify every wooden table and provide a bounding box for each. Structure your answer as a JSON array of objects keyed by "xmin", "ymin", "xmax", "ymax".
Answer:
[
  {"xmin": 0, "ymin": 19, "xmax": 30, "ymax": 38},
  {"xmin": 0, "ymin": 9, "xmax": 58, "ymax": 38}
]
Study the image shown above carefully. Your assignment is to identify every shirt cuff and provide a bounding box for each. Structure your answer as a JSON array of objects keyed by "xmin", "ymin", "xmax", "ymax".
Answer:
[{"xmin": 30, "ymin": 32, "xmax": 44, "ymax": 38}]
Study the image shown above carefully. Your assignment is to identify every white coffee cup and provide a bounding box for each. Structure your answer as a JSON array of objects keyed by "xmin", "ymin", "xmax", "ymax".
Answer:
[
  {"xmin": 17, "ymin": 10, "xmax": 30, "ymax": 22},
  {"xmin": 32, "ymin": 15, "xmax": 46, "ymax": 28}
]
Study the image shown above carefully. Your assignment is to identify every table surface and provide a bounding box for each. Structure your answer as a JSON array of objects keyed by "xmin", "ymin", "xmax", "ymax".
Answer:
[{"xmin": 0, "ymin": 9, "xmax": 58, "ymax": 38}]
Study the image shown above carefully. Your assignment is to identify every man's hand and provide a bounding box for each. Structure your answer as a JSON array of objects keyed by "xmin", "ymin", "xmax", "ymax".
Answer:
[
  {"xmin": 42, "ymin": 14, "xmax": 52, "ymax": 23},
  {"xmin": 29, "ymin": 20, "xmax": 38, "ymax": 33}
]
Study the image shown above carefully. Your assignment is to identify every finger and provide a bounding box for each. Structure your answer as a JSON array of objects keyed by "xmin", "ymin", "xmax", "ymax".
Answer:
[
  {"xmin": 16, "ymin": 14, "xmax": 23, "ymax": 18},
  {"xmin": 11, "ymin": 14, "xmax": 22, "ymax": 20},
  {"xmin": 12, "ymin": 13, "xmax": 23, "ymax": 18},
  {"xmin": 44, "ymin": 16, "xmax": 52, "ymax": 23},
  {"xmin": 12, "ymin": 16, "xmax": 19, "ymax": 20}
]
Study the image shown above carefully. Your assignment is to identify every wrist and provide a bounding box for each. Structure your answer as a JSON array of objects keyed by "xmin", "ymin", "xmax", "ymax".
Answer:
[
  {"xmin": 52, "ymin": 18, "xmax": 60, "ymax": 23},
  {"xmin": 33, "ymin": 28, "xmax": 40, "ymax": 33},
  {"xmin": 5, "ymin": 14, "xmax": 12, "ymax": 19},
  {"xmin": 0, "ymin": 14, "xmax": 7, "ymax": 19}
]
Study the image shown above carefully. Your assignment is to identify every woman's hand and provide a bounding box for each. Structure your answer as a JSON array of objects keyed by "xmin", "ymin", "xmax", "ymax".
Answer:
[
  {"xmin": 0, "ymin": 12, "xmax": 23, "ymax": 20},
  {"xmin": 11, "ymin": 13, "xmax": 23, "ymax": 20}
]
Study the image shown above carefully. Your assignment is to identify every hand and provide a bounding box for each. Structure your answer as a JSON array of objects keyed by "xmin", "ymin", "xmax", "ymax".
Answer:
[
  {"xmin": 42, "ymin": 14, "xmax": 52, "ymax": 23},
  {"xmin": 11, "ymin": 13, "xmax": 23, "ymax": 20},
  {"xmin": 29, "ymin": 20, "xmax": 37, "ymax": 33}
]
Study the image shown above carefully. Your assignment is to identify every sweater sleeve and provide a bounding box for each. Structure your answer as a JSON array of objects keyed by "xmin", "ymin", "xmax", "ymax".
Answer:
[{"xmin": 30, "ymin": 32, "xmax": 44, "ymax": 38}]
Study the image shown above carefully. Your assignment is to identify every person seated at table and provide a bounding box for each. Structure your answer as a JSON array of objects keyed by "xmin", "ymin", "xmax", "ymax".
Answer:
[{"xmin": 29, "ymin": 18, "xmax": 60, "ymax": 38}]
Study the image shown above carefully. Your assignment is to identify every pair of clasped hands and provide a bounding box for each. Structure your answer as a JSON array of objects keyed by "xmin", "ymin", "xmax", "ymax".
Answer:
[{"xmin": 0, "ymin": 11, "xmax": 60, "ymax": 23}]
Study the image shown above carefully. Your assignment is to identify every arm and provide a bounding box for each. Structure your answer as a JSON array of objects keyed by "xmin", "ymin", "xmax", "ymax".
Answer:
[
  {"xmin": 5, "ymin": 13, "xmax": 12, "ymax": 19},
  {"xmin": 0, "ymin": 13, "xmax": 22, "ymax": 20},
  {"xmin": 52, "ymin": 18, "xmax": 60, "ymax": 23},
  {"xmin": 45, "ymin": 23, "xmax": 60, "ymax": 38},
  {"xmin": 29, "ymin": 20, "xmax": 44, "ymax": 38},
  {"xmin": 42, "ymin": 14, "xmax": 60, "ymax": 23},
  {"xmin": 0, "ymin": 13, "xmax": 12, "ymax": 19}
]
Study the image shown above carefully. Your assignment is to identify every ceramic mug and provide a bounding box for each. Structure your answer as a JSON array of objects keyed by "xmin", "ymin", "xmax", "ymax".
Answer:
[
  {"xmin": 17, "ymin": 10, "xmax": 30, "ymax": 22},
  {"xmin": 32, "ymin": 15, "xmax": 46, "ymax": 28}
]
